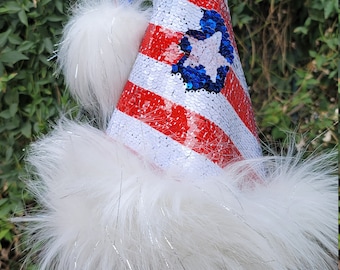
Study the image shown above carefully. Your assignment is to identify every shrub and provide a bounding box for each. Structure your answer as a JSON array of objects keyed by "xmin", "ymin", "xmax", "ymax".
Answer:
[{"xmin": 0, "ymin": 0, "xmax": 69, "ymax": 268}]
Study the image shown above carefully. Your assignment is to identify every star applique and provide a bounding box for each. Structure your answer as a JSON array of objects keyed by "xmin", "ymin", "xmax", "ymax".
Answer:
[
  {"xmin": 184, "ymin": 32, "xmax": 229, "ymax": 83},
  {"xmin": 171, "ymin": 9, "xmax": 234, "ymax": 93}
]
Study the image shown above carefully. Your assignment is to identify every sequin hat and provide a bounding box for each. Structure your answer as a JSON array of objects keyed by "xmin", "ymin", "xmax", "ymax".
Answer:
[
  {"xmin": 19, "ymin": 0, "xmax": 337, "ymax": 269},
  {"xmin": 107, "ymin": 0, "xmax": 262, "ymax": 179}
]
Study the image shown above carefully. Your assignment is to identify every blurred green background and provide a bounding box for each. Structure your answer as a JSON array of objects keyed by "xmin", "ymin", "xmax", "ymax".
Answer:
[{"xmin": 0, "ymin": 0, "xmax": 338, "ymax": 269}]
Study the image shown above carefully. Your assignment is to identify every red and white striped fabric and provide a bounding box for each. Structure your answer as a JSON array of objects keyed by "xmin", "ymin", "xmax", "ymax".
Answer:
[{"xmin": 107, "ymin": 0, "xmax": 262, "ymax": 179}]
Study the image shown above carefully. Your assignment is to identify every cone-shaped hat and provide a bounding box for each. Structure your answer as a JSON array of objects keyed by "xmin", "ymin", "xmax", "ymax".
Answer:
[
  {"xmin": 18, "ymin": 1, "xmax": 337, "ymax": 269},
  {"xmin": 108, "ymin": 0, "xmax": 261, "ymax": 179}
]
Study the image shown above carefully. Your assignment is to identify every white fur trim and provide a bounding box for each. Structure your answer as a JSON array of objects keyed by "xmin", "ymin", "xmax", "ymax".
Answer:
[
  {"xmin": 57, "ymin": 0, "xmax": 150, "ymax": 126},
  {"xmin": 21, "ymin": 120, "xmax": 337, "ymax": 269}
]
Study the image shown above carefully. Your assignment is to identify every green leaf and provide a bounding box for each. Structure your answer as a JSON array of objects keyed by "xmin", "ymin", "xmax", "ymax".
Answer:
[
  {"xmin": 33, "ymin": 122, "xmax": 42, "ymax": 133},
  {"xmin": 0, "ymin": 1, "xmax": 21, "ymax": 14},
  {"xmin": 0, "ymin": 229, "xmax": 10, "ymax": 240},
  {"xmin": 21, "ymin": 122, "xmax": 32, "ymax": 138},
  {"xmin": 18, "ymin": 9, "xmax": 28, "ymax": 26},
  {"xmin": 262, "ymin": 114, "xmax": 280, "ymax": 126},
  {"xmin": 272, "ymin": 127, "xmax": 287, "ymax": 140},
  {"xmin": 17, "ymin": 41, "xmax": 35, "ymax": 52},
  {"xmin": 9, "ymin": 103, "xmax": 18, "ymax": 116},
  {"xmin": 328, "ymin": 70, "xmax": 337, "ymax": 79},
  {"xmin": 308, "ymin": 8, "xmax": 325, "ymax": 22},
  {"xmin": 233, "ymin": 2, "xmax": 246, "ymax": 15},
  {"xmin": 38, "ymin": 54, "xmax": 50, "ymax": 65},
  {"xmin": 55, "ymin": 0, "xmax": 64, "ymax": 13},
  {"xmin": 0, "ymin": 104, "xmax": 18, "ymax": 119},
  {"xmin": 0, "ymin": 199, "xmax": 8, "ymax": 207},
  {"xmin": 4, "ymin": 89, "xmax": 19, "ymax": 105},
  {"xmin": 0, "ymin": 29, "xmax": 11, "ymax": 48},
  {"xmin": 5, "ymin": 147, "xmax": 13, "ymax": 162},
  {"xmin": 46, "ymin": 15, "xmax": 64, "ymax": 22},
  {"xmin": 308, "ymin": 50, "xmax": 317, "ymax": 58},
  {"xmin": 3, "ymin": 115, "xmax": 20, "ymax": 130},
  {"xmin": 0, "ymin": 51, "xmax": 28, "ymax": 64},
  {"xmin": 324, "ymin": 1, "xmax": 335, "ymax": 19},
  {"xmin": 43, "ymin": 37, "xmax": 53, "ymax": 53},
  {"xmin": 0, "ymin": 110, "xmax": 11, "ymax": 119},
  {"xmin": 8, "ymin": 34, "xmax": 23, "ymax": 45},
  {"xmin": 41, "ymin": 0, "xmax": 52, "ymax": 5},
  {"xmin": 294, "ymin": 26, "xmax": 308, "ymax": 35},
  {"xmin": 0, "ymin": 73, "xmax": 17, "ymax": 91}
]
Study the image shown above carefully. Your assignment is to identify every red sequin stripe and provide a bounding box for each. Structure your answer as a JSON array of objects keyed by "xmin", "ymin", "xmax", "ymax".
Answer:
[
  {"xmin": 139, "ymin": 23, "xmax": 184, "ymax": 65},
  {"xmin": 139, "ymin": 23, "xmax": 257, "ymax": 138},
  {"xmin": 221, "ymin": 69, "xmax": 258, "ymax": 137},
  {"xmin": 117, "ymin": 81, "xmax": 242, "ymax": 167},
  {"xmin": 187, "ymin": 0, "xmax": 238, "ymax": 52}
]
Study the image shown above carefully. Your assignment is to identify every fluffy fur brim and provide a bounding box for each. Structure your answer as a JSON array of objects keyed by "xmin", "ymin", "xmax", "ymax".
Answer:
[{"xmin": 20, "ymin": 120, "xmax": 337, "ymax": 269}]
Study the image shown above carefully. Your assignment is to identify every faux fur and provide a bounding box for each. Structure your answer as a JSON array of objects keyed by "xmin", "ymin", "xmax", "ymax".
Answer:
[
  {"xmin": 20, "ymin": 120, "xmax": 337, "ymax": 269},
  {"xmin": 57, "ymin": 0, "xmax": 150, "ymax": 126}
]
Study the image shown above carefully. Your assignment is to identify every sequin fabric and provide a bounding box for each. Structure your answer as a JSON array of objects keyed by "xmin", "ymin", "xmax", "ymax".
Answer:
[
  {"xmin": 172, "ymin": 9, "xmax": 234, "ymax": 93},
  {"xmin": 107, "ymin": 0, "xmax": 262, "ymax": 180}
]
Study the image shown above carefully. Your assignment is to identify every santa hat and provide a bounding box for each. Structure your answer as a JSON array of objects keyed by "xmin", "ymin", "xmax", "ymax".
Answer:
[{"xmin": 19, "ymin": 0, "xmax": 337, "ymax": 269}]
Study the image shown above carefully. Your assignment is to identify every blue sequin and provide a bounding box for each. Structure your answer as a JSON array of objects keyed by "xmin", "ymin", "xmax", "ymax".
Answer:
[{"xmin": 172, "ymin": 9, "xmax": 234, "ymax": 93}]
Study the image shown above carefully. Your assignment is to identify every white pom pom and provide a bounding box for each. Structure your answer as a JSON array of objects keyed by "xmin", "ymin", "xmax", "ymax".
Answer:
[{"xmin": 57, "ymin": 0, "xmax": 150, "ymax": 125}]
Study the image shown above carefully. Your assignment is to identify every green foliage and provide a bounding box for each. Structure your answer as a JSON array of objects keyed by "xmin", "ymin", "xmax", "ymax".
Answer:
[
  {"xmin": 229, "ymin": 0, "xmax": 338, "ymax": 151},
  {"xmin": 0, "ymin": 0, "xmax": 71, "ymax": 268},
  {"xmin": 0, "ymin": 0, "xmax": 338, "ymax": 268}
]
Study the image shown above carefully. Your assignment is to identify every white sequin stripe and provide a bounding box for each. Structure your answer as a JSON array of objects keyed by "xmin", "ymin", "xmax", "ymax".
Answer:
[
  {"xmin": 150, "ymin": 0, "xmax": 203, "ymax": 34},
  {"xmin": 231, "ymin": 53, "xmax": 248, "ymax": 92},
  {"xmin": 107, "ymin": 109, "xmax": 224, "ymax": 179},
  {"xmin": 128, "ymin": 54, "xmax": 261, "ymax": 160}
]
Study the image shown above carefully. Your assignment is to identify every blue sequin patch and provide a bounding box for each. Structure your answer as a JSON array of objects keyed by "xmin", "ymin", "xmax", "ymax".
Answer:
[{"xmin": 172, "ymin": 9, "xmax": 234, "ymax": 93}]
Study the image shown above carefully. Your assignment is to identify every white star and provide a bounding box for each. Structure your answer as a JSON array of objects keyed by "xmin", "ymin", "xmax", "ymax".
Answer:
[{"xmin": 184, "ymin": 32, "xmax": 229, "ymax": 83}]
